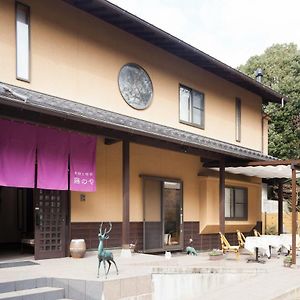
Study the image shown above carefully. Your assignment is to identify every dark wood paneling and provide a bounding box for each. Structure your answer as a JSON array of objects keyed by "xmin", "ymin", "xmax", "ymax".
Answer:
[
  {"xmin": 129, "ymin": 222, "xmax": 143, "ymax": 251},
  {"xmin": 71, "ymin": 221, "xmax": 255, "ymax": 252},
  {"xmin": 71, "ymin": 222, "xmax": 122, "ymax": 249},
  {"xmin": 71, "ymin": 222, "xmax": 144, "ymax": 250},
  {"xmin": 184, "ymin": 221, "xmax": 252, "ymax": 250},
  {"xmin": 255, "ymin": 221, "xmax": 262, "ymax": 234}
]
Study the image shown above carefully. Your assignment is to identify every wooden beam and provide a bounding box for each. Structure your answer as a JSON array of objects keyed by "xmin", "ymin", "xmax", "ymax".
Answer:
[
  {"xmin": 219, "ymin": 160, "xmax": 225, "ymax": 234},
  {"xmin": 122, "ymin": 140, "xmax": 130, "ymax": 247},
  {"xmin": 292, "ymin": 167, "xmax": 297, "ymax": 265},
  {"xmin": 278, "ymin": 180, "xmax": 283, "ymax": 235},
  {"xmin": 104, "ymin": 138, "xmax": 120, "ymax": 145}
]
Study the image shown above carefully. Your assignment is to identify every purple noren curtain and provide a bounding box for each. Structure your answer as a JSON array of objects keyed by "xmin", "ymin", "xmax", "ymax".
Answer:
[
  {"xmin": 37, "ymin": 127, "xmax": 70, "ymax": 190},
  {"xmin": 70, "ymin": 133, "xmax": 96, "ymax": 192},
  {"xmin": 0, "ymin": 119, "xmax": 37, "ymax": 188}
]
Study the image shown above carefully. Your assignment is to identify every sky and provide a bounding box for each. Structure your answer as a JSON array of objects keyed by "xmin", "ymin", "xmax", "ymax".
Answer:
[{"xmin": 109, "ymin": 0, "xmax": 300, "ymax": 68}]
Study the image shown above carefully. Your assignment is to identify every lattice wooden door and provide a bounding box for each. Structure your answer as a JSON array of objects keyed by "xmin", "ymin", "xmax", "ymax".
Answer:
[{"xmin": 34, "ymin": 189, "xmax": 67, "ymax": 259}]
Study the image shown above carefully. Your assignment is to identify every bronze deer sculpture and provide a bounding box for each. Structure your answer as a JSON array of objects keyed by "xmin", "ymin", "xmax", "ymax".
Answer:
[{"xmin": 97, "ymin": 222, "xmax": 119, "ymax": 278}]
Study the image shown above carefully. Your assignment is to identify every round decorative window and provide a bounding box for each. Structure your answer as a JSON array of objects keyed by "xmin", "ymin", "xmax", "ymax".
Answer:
[{"xmin": 118, "ymin": 63, "xmax": 153, "ymax": 110}]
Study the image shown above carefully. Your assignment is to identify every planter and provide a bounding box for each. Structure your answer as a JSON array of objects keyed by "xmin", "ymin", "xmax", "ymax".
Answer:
[
  {"xmin": 70, "ymin": 239, "xmax": 86, "ymax": 258},
  {"xmin": 283, "ymin": 260, "xmax": 292, "ymax": 267},
  {"xmin": 283, "ymin": 256, "xmax": 292, "ymax": 267}
]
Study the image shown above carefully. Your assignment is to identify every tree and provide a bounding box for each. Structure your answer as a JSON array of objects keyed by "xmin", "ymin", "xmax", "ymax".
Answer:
[{"xmin": 238, "ymin": 43, "xmax": 300, "ymax": 159}]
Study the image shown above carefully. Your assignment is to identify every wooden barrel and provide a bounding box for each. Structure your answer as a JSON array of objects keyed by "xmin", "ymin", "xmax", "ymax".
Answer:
[{"xmin": 70, "ymin": 239, "xmax": 86, "ymax": 258}]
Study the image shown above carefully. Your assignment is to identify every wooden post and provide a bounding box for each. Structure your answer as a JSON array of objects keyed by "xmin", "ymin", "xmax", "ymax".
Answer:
[
  {"xmin": 122, "ymin": 140, "xmax": 130, "ymax": 247},
  {"xmin": 278, "ymin": 180, "xmax": 283, "ymax": 234},
  {"xmin": 219, "ymin": 160, "xmax": 225, "ymax": 234},
  {"xmin": 291, "ymin": 166, "xmax": 297, "ymax": 265}
]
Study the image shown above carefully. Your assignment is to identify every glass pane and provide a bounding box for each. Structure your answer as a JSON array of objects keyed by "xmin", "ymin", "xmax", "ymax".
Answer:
[
  {"xmin": 192, "ymin": 107, "xmax": 201, "ymax": 125},
  {"xmin": 235, "ymin": 189, "xmax": 246, "ymax": 204},
  {"xmin": 180, "ymin": 87, "xmax": 191, "ymax": 122},
  {"xmin": 235, "ymin": 98, "xmax": 241, "ymax": 141},
  {"xmin": 163, "ymin": 182, "xmax": 181, "ymax": 246},
  {"xmin": 144, "ymin": 179, "xmax": 162, "ymax": 251},
  {"xmin": 192, "ymin": 91, "xmax": 203, "ymax": 109},
  {"xmin": 225, "ymin": 188, "xmax": 231, "ymax": 218},
  {"xmin": 235, "ymin": 203, "xmax": 245, "ymax": 218},
  {"xmin": 163, "ymin": 181, "xmax": 181, "ymax": 189},
  {"xmin": 16, "ymin": 4, "xmax": 30, "ymax": 81}
]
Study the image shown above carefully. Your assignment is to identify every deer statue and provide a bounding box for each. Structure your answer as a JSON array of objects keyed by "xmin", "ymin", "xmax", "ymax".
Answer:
[
  {"xmin": 186, "ymin": 237, "xmax": 197, "ymax": 256},
  {"xmin": 97, "ymin": 222, "xmax": 119, "ymax": 278}
]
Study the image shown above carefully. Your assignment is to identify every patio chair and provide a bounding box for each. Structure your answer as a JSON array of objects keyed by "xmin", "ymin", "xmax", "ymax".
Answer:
[
  {"xmin": 219, "ymin": 232, "xmax": 240, "ymax": 259},
  {"xmin": 236, "ymin": 230, "xmax": 246, "ymax": 248},
  {"xmin": 253, "ymin": 229, "xmax": 261, "ymax": 237}
]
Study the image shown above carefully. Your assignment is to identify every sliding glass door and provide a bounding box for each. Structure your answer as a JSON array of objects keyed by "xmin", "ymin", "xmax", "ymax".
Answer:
[{"xmin": 143, "ymin": 177, "xmax": 183, "ymax": 252}]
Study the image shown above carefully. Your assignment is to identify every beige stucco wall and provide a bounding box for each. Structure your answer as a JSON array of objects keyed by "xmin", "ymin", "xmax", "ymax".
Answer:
[
  {"xmin": 0, "ymin": 0, "xmax": 264, "ymax": 151},
  {"xmin": 71, "ymin": 139, "xmax": 262, "ymax": 235},
  {"xmin": 199, "ymin": 176, "xmax": 262, "ymax": 233},
  {"xmin": 130, "ymin": 144, "xmax": 200, "ymax": 222},
  {"xmin": 71, "ymin": 137, "xmax": 123, "ymax": 222},
  {"xmin": 71, "ymin": 139, "xmax": 201, "ymax": 222}
]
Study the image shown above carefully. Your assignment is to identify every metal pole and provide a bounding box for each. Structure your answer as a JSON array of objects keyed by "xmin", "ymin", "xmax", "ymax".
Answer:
[
  {"xmin": 219, "ymin": 159, "xmax": 225, "ymax": 234},
  {"xmin": 291, "ymin": 167, "xmax": 297, "ymax": 265}
]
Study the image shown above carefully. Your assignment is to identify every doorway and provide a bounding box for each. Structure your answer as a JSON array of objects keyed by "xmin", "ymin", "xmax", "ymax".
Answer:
[
  {"xmin": 0, "ymin": 187, "xmax": 69, "ymax": 260},
  {"xmin": 0, "ymin": 187, "xmax": 34, "ymax": 260},
  {"xmin": 143, "ymin": 176, "xmax": 183, "ymax": 252}
]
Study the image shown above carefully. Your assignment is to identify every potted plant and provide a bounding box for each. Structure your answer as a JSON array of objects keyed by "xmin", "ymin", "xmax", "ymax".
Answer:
[
  {"xmin": 208, "ymin": 249, "xmax": 224, "ymax": 260},
  {"xmin": 283, "ymin": 255, "xmax": 292, "ymax": 267}
]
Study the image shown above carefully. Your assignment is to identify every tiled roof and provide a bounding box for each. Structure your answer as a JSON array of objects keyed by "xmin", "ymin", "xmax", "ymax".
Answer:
[{"xmin": 0, "ymin": 82, "xmax": 274, "ymax": 161}]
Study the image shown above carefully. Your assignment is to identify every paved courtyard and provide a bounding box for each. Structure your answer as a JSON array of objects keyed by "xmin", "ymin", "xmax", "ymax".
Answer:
[{"xmin": 1, "ymin": 250, "xmax": 300, "ymax": 299}]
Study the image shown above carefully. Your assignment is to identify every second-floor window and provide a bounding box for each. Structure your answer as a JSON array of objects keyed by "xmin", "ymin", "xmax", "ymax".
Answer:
[
  {"xmin": 235, "ymin": 98, "xmax": 241, "ymax": 142},
  {"xmin": 16, "ymin": 2, "xmax": 30, "ymax": 81},
  {"xmin": 225, "ymin": 187, "xmax": 247, "ymax": 220},
  {"xmin": 179, "ymin": 85, "xmax": 204, "ymax": 128}
]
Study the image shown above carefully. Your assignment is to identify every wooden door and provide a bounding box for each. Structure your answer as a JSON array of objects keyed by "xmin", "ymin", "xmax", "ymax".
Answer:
[{"xmin": 34, "ymin": 189, "xmax": 68, "ymax": 259}]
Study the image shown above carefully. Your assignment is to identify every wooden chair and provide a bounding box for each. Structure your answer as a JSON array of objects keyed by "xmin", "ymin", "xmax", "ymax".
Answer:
[
  {"xmin": 219, "ymin": 232, "xmax": 240, "ymax": 259},
  {"xmin": 236, "ymin": 230, "xmax": 246, "ymax": 248},
  {"xmin": 253, "ymin": 229, "xmax": 261, "ymax": 237}
]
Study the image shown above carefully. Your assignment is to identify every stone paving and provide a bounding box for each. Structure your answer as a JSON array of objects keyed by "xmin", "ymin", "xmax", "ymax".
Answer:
[{"xmin": 0, "ymin": 250, "xmax": 300, "ymax": 299}]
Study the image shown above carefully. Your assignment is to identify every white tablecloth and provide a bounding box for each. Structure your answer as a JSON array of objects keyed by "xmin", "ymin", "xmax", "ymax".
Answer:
[
  {"xmin": 260, "ymin": 235, "xmax": 282, "ymax": 250},
  {"xmin": 244, "ymin": 236, "xmax": 271, "ymax": 257},
  {"xmin": 245, "ymin": 234, "xmax": 300, "ymax": 257},
  {"xmin": 280, "ymin": 234, "xmax": 300, "ymax": 250}
]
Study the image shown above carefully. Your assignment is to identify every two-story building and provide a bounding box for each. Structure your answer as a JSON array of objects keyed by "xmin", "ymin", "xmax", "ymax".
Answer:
[{"xmin": 0, "ymin": 0, "xmax": 284, "ymax": 259}]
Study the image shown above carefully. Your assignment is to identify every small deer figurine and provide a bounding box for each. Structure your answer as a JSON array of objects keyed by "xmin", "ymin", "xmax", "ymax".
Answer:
[{"xmin": 97, "ymin": 222, "xmax": 119, "ymax": 278}]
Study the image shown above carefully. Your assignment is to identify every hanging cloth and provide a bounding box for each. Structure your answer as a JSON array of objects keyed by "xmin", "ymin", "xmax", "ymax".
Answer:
[
  {"xmin": 70, "ymin": 133, "xmax": 96, "ymax": 192},
  {"xmin": 37, "ymin": 127, "xmax": 70, "ymax": 190},
  {"xmin": 0, "ymin": 119, "xmax": 37, "ymax": 188}
]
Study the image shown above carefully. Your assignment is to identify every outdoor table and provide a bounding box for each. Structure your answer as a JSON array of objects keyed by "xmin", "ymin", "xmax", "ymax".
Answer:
[
  {"xmin": 260, "ymin": 235, "xmax": 282, "ymax": 255},
  {"xmin": 244, "ymin": 236, "xmax": 270, "ymax": 263},
  {"xmin": 280, "ymin": 234, "xmax": 300, "ymax": 252}
]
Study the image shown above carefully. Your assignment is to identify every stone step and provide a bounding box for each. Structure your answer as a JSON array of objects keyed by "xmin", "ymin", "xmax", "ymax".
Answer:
[
  {"xmin": 0, "ymin": 278, "xmax": 48, "ymax": 293},
  {"xmin": 0, "ymin": 286, "xmax": 64, "ymax": 300}
]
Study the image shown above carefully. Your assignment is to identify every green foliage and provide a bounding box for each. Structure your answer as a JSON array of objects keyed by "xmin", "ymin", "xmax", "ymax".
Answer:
[
  {"xmin": 238, "ymin": 43, "xmax": 300, "ymax": 159},
  {"xmin": 208, "ymin": 249, "xmax": 223, "ymax": 256},
  {"xmin": 265, "ymin": 225, "xmax": 277, "ymax": 235}
]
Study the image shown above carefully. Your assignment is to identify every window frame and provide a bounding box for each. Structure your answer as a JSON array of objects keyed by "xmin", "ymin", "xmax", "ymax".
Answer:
[
  {"xmin": 225, "ymin": 186, "xmax": 248, "ymax": 221},
  {"xmin": 235, "ymin": 97, "xmax": 241, "ymax": 142},
  {"xmin": 179, "ymin": 84, "xmax": 205, "ymax": 129},
  {"xmin": 15, "ymin": 1, "xmax": 31, "ymax": 82}
]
